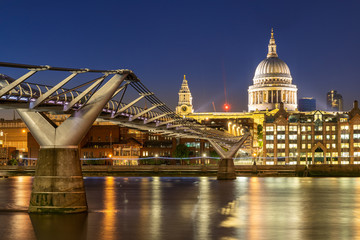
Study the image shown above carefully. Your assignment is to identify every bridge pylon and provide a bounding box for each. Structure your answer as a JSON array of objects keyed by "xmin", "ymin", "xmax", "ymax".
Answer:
[
  {"xmin": 208, "ymin": 133, "xmax": 250, "ymax": 180},
  {"xmin": 17, "ymin": 73, "xmax": 127, "ymax": 213}
]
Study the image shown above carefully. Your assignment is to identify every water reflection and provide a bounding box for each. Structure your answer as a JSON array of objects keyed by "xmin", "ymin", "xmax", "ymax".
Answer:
[
  {"xmin": 1, "ymin": 177, "xmax": 360, "ymax": 239},
  {"xmin": 103, "ymin": 177, "xmax": 117, "ymax": 240},
  {"xmin": 150, "ymin": 177, "xmax": 162, "ymax": 240},
  {"xmin": 193, "ymin": 177, "xmax": 210, "ymax": 240},
  {"xmin": 30, "ymin": 213, "xmax": 87, "ymax": 240}
]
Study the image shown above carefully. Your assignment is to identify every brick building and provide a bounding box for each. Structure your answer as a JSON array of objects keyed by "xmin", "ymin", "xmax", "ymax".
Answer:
[{"xmin": 262, "ymin": 101, "xmax": 360, "ymax": 165}]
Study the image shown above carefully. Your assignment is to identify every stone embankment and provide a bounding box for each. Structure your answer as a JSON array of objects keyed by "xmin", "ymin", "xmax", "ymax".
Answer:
[{"xmin": 1, "ymin": 164, "xmax": 360, "ymax": 177}]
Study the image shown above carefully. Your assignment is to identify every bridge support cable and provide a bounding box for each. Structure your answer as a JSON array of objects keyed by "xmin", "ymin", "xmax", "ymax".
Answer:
[
  {"xmin": 144, "ymin": 113, "xmax": 169, "ymax": 124},
  {"xmin": 129, "ymin": 104, "xmax": 163, "ymax": 121},
  {"xmin": 111, "ymin": 81, "xmax": 131, "ymax": 98},
  {"xmin": 29, "ymin": 70, "xmax": 88, "ymax": 109},
  {"xmin": 0, "ymin": 67, "xmax": 48, "ymax": 98},
  {"xmin": 63, "ymin": 74, "xmax": 108, "ymax": 111},
  {"xmin": 208, "ymin": 132, "xmax": 250, "ymax": 180},
  {"xmin": 112, "ymin": 93, "xmax": 154, "ymax": 118},
  {"xmin": 16, "ymin": 73, "xmax": 128, "ymax": 214}
]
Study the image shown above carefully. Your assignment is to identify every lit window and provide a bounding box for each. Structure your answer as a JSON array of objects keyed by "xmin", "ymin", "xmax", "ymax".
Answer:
[
  {"xmin": 341, "ymin": 125, "xmax": 349, "ymax": 130},
  {"xmin": 277, "ymin": 125, "xmax": 285, "ymax": 131},
  {"xmin": 289, "ymin": 144, "xmax": 297, "ymax": 149},
  {"xmin": 354, "ymin": 125, "xmax": 360, "ymax": 130},
  {"xmin": 301, "ymin": 135, "xmax": 306, "ymax": 140},
  {"xmin": 354, "ymin": 134, "xmax": 360, "ymax": 139},
  {"xmin": 341, "ymin": 152, "xmax": 349, "ymax": 157},
  {"xmin": 289, "ymin": 135, "xmax": 297, "ymax": 140},
  {"xmin": 340, "ymin": 118, "xmax": 348, "ymax": 122},
  {"xmin": 315, "ymin": 135, "xmax": 323, "ymax": 140},
  {"xmin": 266, "ymin": 126, "xmax": 274, "ymax": 132},
  {"xmin": 332, "ymin": 126, "xmax": 336, "ymax": 131},
  {"xmin": 326, "ymin": 135, "xmax": 330, "ymax": 140},
  {"xmin": 332, "ymin": 135, "xmax": 336, "ymax": 140},
  {"xmin": 341, "ymin": 143, "xmax": 349, "ymax": 148},
  {"xmin": 354, "ymin": 143, "xmax": 360, "ymax": 148},
  {"xmin": 308, "ymin": 144, "xmax": 311, "ymax": 149},
  {"xmin": 301, "ymin": 126, "xmax": 306, "ymax": 132},
  {"xmin": 341, "ymin": 134, "xmax": 349, "ymax": 140},
  {"xmin": 332, "ymin": 143, "xmax": 336, "ymax": 149},
  {"xmin": 332, "ymin": 152, "xmax": 338, "ymax": 157},
  {"xmin": 277, "ymin": 134, "xmax": 285, "ymax": 140},
  {"xmin": 315, "ymin": 126, "xmax": 323, "ymax": 131},
  {"xmin": 277, "ymin": 152, "xmax": 285, "ymax": 157},
  {"xmin": 326, "ymin": 144, "xmax": 330, "ymax": 149},
  {"xmin": 326, "ymin": 126, "xmax": 330, "ymax": 131},
  {"xmin": 266, "ymin": 144, "xmax": 274, "ymax": 149},
  {"xmin": 307, "ymin": 126, "xmax": 312, "ymax": 131},
  {"xmin": 308, "ymin": 135, "xmax": 312, "ymax": 140},
  {"xmin": 266, "ymin": 135, "xmax": 274, "ymax": 140},
  {"xmin": 277, "ymin": 144, "xmax": 285, "ymax": 149},
  {"xmin": 302, "ymin": 144, "xmax": 306, "ymax": 149},
  {"xmin": 289, "ymin": 126, "xmax": 297, "ymax": 131},
  {"xmin": 355, "ymin": 152, "xmax": 360, "ymax": 157}
]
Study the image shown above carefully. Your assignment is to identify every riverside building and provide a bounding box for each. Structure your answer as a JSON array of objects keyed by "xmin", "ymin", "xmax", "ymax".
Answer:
[{"xmin": 262, "ymin": 101, "xmax": 360, "ymax": 165}]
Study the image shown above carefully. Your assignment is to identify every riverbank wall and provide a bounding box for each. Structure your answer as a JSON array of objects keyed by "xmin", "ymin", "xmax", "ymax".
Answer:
[{"xmin": 2, "ymin": 164, "xmax": 360, "ymax": 177}]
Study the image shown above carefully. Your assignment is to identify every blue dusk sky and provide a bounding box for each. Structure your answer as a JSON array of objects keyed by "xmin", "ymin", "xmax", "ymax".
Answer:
[{"xmin": 1, "ymin": 0, "xmax": 360, "ymax": 118}]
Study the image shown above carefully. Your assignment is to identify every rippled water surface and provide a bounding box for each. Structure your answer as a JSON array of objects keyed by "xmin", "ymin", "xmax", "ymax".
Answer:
[{"xmin": 1, "ymin": 176, "xmax": 360, "ymax": 240}]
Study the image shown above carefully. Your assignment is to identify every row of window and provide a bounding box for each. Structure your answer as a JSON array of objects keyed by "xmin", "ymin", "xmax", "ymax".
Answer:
[
  {"xmin": 273, "ymin": 152, "xmax": 360, "ymax": 158},
  {"xmin": 266, "ymin": 133, "xmax": 360, "ymax": 140},
  {"xmin": 265, "ymin": 124, "xmax": 360, "ymax": 133},
  {"xmin": 267, "ymin": 142, "xmax": 360, "ymax": 150}
]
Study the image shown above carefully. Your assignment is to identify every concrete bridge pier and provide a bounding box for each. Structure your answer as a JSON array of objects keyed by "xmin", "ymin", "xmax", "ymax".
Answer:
[
  {"xmin": 209, "ymin": 133, "xmax": 250, "ymax": 180},
  {"xmin": 17, "ymin": 73, "xmax": 128, "ymax": 213}
]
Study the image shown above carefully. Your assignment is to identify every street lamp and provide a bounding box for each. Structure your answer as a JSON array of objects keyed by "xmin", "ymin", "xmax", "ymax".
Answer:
[{"xmin": 253, "ymin": 152, "xmax": 257, "ymax": 165}]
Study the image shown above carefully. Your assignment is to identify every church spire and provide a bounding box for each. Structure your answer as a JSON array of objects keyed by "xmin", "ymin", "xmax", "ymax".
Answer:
[{"xmin": 267, "ymin": 28, "xmax": 278, "ymax": 58}]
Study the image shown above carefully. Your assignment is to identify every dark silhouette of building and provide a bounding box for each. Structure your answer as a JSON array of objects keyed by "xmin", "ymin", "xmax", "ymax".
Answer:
[
  {"xmin": 327, "ymin": 90, "xmax": 343, "ymax": 111},
  {"xmin": 298, "ymin": 98, "xmax": 316, "ymax": 111}
]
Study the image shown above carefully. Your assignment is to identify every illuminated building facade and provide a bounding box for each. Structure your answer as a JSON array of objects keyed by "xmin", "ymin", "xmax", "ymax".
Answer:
[
  {"xmin": 248, "ymin": 29, "xmax": 298, "ymax": 112},
  {"xmin": 327, "ymin": 90, "xmax": 343, "ymax": 111},
  {"xmin": 262, "ymin": 101, "xmax": 360, "ymax": 165},
  {"xmin": 175, "ymin": 75, "xmax": 194, "ymax": 116}
]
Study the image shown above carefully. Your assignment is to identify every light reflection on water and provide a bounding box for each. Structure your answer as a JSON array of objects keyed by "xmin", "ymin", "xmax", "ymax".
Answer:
[{"xmin": 1, "ymin": 177, "xmax": 360, "ymax": 239}]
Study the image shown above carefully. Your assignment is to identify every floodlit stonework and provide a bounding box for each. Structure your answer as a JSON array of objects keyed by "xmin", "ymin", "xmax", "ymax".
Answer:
[{"xmin": 248, "ymin": 29, "xmax": 298, "ymax": 112}]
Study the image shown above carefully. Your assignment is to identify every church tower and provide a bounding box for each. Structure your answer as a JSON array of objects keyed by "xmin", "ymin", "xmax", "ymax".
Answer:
[{"xmin": 176, "ymin": 75, "xmax": 194, "ymax": 115}]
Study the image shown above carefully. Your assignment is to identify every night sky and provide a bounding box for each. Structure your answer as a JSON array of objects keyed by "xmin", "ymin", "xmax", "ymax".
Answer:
[{"xmin": 1, "ymin": 0, "xmax": 360, "ymax": 118}]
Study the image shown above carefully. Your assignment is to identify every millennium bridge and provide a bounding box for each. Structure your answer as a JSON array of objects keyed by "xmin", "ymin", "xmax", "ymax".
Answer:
[{"xmin": 0, "ymin": 62, "xmax": 249, "ymax": 213}]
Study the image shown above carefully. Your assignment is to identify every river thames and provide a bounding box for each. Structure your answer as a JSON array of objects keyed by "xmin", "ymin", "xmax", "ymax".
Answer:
[{"xmin": 0, "ymin": 176, "xmax": 360, "ymax": 240}]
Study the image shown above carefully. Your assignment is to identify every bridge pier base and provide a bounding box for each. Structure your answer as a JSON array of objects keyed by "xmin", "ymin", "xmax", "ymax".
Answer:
[
  {"xmin": 217, "ymin": 158, "xmax": 236, "ymax": 180},
  {"xmin": 29, "ymin": 147, "xmax": 87, "ymax": 213},
  {"xmin": 208, "ymin": 132, "xmax": 250, "ymax": 181}
]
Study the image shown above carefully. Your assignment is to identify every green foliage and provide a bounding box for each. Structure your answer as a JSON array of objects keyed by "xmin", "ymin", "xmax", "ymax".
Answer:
[
  {"xmin": 173, "ymin": 144, "xmax": 190, "ymax": 158},
  {"xmin": 257, "ymin": 124, "xmax": 263, "ymax": 147},
  {"xmin": 8, "ymin": 159, "xmax": 18, "ymax": 166},
  {"xmin": 209, "ymin": 150, "xmax": 219, "ymax": 158}
]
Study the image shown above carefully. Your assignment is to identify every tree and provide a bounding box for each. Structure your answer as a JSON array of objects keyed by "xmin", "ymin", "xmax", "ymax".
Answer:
[
  {"xmin": 209, "ymin": 150, "xmax": 219, "ymax": 158},
  {"xmin": 257, "ymin": 124, "xmax": 263, "ymax": 148},
  {"xmin": 173, "ymin": 144, "xmax": 190, "ymax": 158}
]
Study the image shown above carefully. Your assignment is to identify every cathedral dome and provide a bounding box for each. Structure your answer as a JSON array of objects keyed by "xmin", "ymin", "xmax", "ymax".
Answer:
[
  {"xmin": 252, "ymin": 29, "xmax": 292, "ymax": 85},
  {"xmin": 248, "ymin": 29, "xmax": 298, "ymax": 112},
  {"xmin": 254, "ymin": 57, "xmax": 291, "ymax": 79}
]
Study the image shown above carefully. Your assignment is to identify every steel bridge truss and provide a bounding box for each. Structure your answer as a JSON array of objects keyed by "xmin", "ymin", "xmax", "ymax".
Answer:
[{"xmin": 0, "ymin": 62, "xmax": 246, "ymax": 146}]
